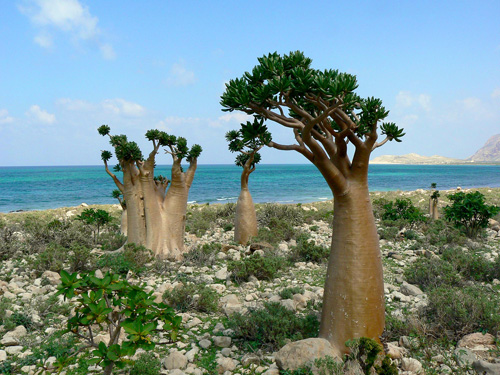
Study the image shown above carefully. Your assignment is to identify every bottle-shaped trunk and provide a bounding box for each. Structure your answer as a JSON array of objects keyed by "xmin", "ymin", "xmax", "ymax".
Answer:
[
  {"xmin": 234, "ymin": 188, "xmax": 258, "ymax": 244},
  {"xmin": 161, "ymin": 182, "xmax": 189, "ymax": 260},
  {"xmin": 122, "ymin": 178, "xmax": 146, "ymax": 246},
  {"xmin": 319, "ymin": 181, "xmax": 385, "ymax": 354},
  {"xmin": 429, "ymin": 197, "xmax": 439, "ymax": 220},
  {"xmin": 120, "ymin": 208, "xmax": 128, "ymax": 236}
]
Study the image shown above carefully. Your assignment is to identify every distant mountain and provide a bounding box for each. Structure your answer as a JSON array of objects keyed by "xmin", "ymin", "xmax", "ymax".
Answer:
[
  {"xmin": 467, "ymin": 134, "xmax": 500, "ymax": 162},
  {"xmin": 370, "ymin": 153, "xmax": 463, "ymax": 165}
]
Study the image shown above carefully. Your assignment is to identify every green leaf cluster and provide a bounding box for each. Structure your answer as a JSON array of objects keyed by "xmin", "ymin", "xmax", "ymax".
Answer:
[
  {"xmin": 443, "ymin": 191, "xmax": 500, "ymax": 237},
  {"xmin": 75, "ymin": 208, "xmax": 113, "ymax": 244},
  {"xmin": 382, "ymin": 198, "xmax": 427, "ymax": 229},
  {"xmin": 56, "ymin": 270, "xmax": 181, "ymax": 375},
  {"xmin": 221, "ymin": 51, "xmax": 404, "ymax": 141},
  {"xmin": 226, "ymin": 118, "xmax": 271, "ymax": 168},
  {"xmin": 99, "ymin": 126, "xmax": 202, "ymax": 165}
]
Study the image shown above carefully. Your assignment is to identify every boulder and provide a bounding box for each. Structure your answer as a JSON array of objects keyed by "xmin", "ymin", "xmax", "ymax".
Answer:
[
  {"xmin": 275, "ymin": 338, "xmax": 341, "ymax": 371},
  {"xmin": 41, "ymin": 270, "xmax": 61, "ymax": 285},
  {"xmin": 216, "ymin": 357, "xmax": 236, "ymax": 373},
  {"xmin": 457, "ymin": 332, "xmax": 495, "ymax": 348},
  {"xmin": 400, "ymin": 282, "xmax": 424, "ymax": 296},
  {"xmin": 163, "ymin": 351, "xmax": 188, "ymax": 370},
  {"xmin": 213, "ymin": 336, "xmax": 231, "ymax": 348},
  {"xmin": 401, "ymin": 358, "xmax": 423, "ymax": 374},
  {"xmin": 472, "ymin": 360, "xmax": 500, "ymax": 375}
]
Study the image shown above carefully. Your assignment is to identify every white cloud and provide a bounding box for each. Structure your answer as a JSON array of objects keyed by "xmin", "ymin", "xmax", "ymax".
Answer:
[
  {"xmin": 166, "ymin": 61, "xmax": 196, "ymax": 86},
  {"xmin": 26, "ymin": 105, "xmax": 56, "ymax": 124},
  {"xmin": 100, "ymin": 43, "xmax": 115, "ymax": 60},
  {"xmin": 0, "ymin": 109, "xmax": 15, "ymax": 124},
  {"xmin": 19, "ymin": 0, "xmax": 114, "ymax": 59},
  {"xmin": 218, "ymin": 112, "xmax": 251, "ymax": 123},
  {"xmin": 491, "ymin": 88, "xmax": 500, "ymax": 99},
  {"xmin": 34, "ymin": 32, "xmax": 53, "ymax": 47},
  {"xmin": 57, "ymin": 98, "xmax": 145, "ymax": 117},
  {"xmin": 395, "ymin": 91, "xmax": 431, "ymax": 111}
]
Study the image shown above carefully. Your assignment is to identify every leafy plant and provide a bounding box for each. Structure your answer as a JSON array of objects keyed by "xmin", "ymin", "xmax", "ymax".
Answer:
[
  {"xmin": 129, "ymin": 352, "xmax": 161, "ymax": 375},
  {"xmin": 382, "ymin": 198, "xmax": 427, "ymax": 229},
  {"xmin": 443, "ymin": 191, "xmax": 500, "ymax": 238},
  {"xmin": 164, "ymin": 283, "xmax": 219, "ymax": 313},
  {"xmin": 289, "ymin": 234, "xmax": 329, "ymax": 263},
  {"xmin": 228, "ymin": 252, "xmax": 288, "ymax": 283},
  {"xmin": 227, "ymin": 302, "xmax": 319, "ymax": 350},
  {"xmin": 96, "ymin": 243, "xmax": 152, "ymax": 275},
  {"xmin": 55, "ymin": 270, "xmax": 182, "ymax": 375},
  {"xmin": 279, "ymin": 286, "xmax": 305, "ymax": 300},
  {"xmin": 75, "ymin": 208, "xmax": 113, "ymax": 244}
]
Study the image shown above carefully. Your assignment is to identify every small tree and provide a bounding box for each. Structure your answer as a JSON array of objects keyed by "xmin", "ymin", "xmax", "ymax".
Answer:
[
  {"xmin": 382, "ymin": 198, "xmax": 427, "ymax": 229},
  {"xmin": 98, "ymin": 126, "xmax": 202, "ymax": 259},
  {"xmin": 75, "ymin": 208, "xmax": 113, "ymax": 244},
  {"xmin": 226, "ymin": 119, "xmax": 271, "ymax": 244},
  {"xmin": 429, "ymin": 183, "xmax": 439, "ymax": 220},
  {"xmin": 221, "ymin": 51, "xmax": 405, "ymax": 353},
  {"xmin": 55, "ymin": 270, "xmax": 181, "ymax": 375},
  {"xmin": 444, "ymin": 191, "xmax": 500, "ymax": 238}
]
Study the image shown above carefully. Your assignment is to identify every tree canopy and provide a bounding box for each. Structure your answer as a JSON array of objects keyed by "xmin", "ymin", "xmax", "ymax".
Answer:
[{"xmin": 225, "ymin": 118, "xmax": 271, "ymax": 168}]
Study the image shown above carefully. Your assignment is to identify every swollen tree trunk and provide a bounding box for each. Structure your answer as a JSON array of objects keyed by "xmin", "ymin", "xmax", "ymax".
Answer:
[
  {"xmin": 234, "ymin": 159, "xmax": 258, "ymax": 244},
  {"xmin": 120, "ymin": 208, "xmax": 127, "ymax": 236},
  {"xmin": 429, "ymin": 197, "xmax": 439, "ymax": 220},
  {"xmin": 122, "ymin": 163, "xmax": 146, "ymax": 246},
  {"xmin": 319, "ymin": 179, "xmax": 385, "ymax": 353}
]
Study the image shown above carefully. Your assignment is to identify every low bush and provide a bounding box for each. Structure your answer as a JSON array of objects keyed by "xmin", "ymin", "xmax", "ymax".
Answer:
[
  {"xmin": 227, "ymin": 302, "xmax": 319, "ymax": 350},
  {"xmin": 99, "ymin": 231, "xmax": 126, "ymax": 251},
  {"xmin": 441, "ymin": 247, "xmax": 495, "ymax": 282},
  {"xmin": 186, "ymin": 203, "xmax": 236, "ymax": 236},
  {"xmin": 289, "ymin": 234, "xmax": 329, "ymax": 263},
  {"xmin": 444, "ymin": 191, "xmax": 500, "ymax": 238},
  {"xmin": 279, "ymin": 286, "xmax": 305, "ymax": 300},
  {"xmin": 228, "ymin": 252, "xmax": 288, "ymax": 283},
  {"xmin": 130, "ymin": 352, "xmax": 161, "ymax": 375},
  {"xmin": 420, "ymin": 219, "xmax": 467, "ymax": 247},
  {"xmin": 257, "ymin": 203, "xmax": 304, "ymax": 227},
  {"xmin": 96, "ymin": 243, "xmax": 152, "ymax": 275},
  {"xmin": 378, "ymin": 226, "xmax": 400, "ymax": 241},
  {"xmin": 381, "ymin": 198, "xmax": 427, "ymax": 229},
  {"xmin": 404, "ymin": 257, "xmax": 461, "ymax": 291},
  {"xmin": 30, "ymin": 242, "xmax": 68, "ymax": 276},
  {"xmin": 183, "ymin": 243, "xmax": 221, "ymax": 267},
  {"xmin": 164, "ymin": 283, "xmax": 219, "ymax": 313},
  {"xmin": 425, "ymin": 285, "xmax": 500, "ymax": 339},
  {"xmin": 253, "ymin": 217, "xmax": 299, "ymax": 245}
]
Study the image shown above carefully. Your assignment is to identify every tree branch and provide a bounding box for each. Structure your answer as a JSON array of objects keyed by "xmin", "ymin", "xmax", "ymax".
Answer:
[{"xmin": 103, "ymin": 160, "xmax": 124, "ymax": 192}]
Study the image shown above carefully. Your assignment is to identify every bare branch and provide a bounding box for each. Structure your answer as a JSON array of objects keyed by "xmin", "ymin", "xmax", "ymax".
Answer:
[{"xmin": 103, "ymin": 160, "xmax": 124, "ymax": 192}]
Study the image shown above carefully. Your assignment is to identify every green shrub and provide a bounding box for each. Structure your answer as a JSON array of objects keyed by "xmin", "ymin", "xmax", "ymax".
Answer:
[
  {"xmin": 130, "ymin": 352, "xmax": 161, "ymax": 375},
  {"xmin": 164, "ymin": 283, "xmax": 219, "ymax": 313},
  {"xmin": 382, "ymin": 198, "xmax": 427, "ymax": 229},
  {"xmin": 30, "ymin": 242, "xmax": 68, "ymax": 275},
  {"xmin": 425, "ymin": 285, "xmax": 500, "ymax": 339},
  {"xmin": 4, "ymin": 312, "xmax": 36, "ymax": 332},
  {"xmin": 378, "ymin": 226, "xmax": 400, "ymax": 241},
  {"xmin": 68, "ymin": 243, "xmax": 95, "ymax": 272},
  {"xmin": 56, "ymin": 270, "xmax": 181, "ymax": 375},
  {"xmin": 404, "ymin": 257, "xmax": 461, "ymax": 291},
  {"xmin": 75, "ymin": 208, "xmax": 113, "ymax": 244},
  {"xmin": 186, "ymin": 204, "xmax": 236, "ymax": 236},
  {"xmin": 253, "ymin": 217, "xmax": 298, "ymax": 245},
  {"xmin": 257, "ymin": 203, "xmax": 304, "ymax": 227},
  {"xmin": 421, "ymin": 219, "xmax": 466, "ymax": 246},
  {"xmin": 289, "ymin": 234, "xmax": 329, "ymax": 263},
  {"xmin": 279, "ymin": 286, "xmax": 305, "ymax": 300},
  {"xmin": 227, "ymin": 302, "xmax": 319, "ymax": 350},
  {"xmin": 99, "ymin": 231, "xmax": 127, "ymax": 251},
  {"xmin": 228, "ymin": 253, "xmax": 287, "ymax": 283},
  {"xmin": 345, "ymin": 337, "xmax": 398, "ymax": 375},
  {"xmin": 96, "ymin": 243, "xmax": 152, "ymax": 275},
  {"xmin": 0, "ymin": 224, "xmax": 23, "ymax": 260},
  {"xmin": 444, "ymin": 191, "xmax": 500, "ymax": 238},
  {"xmin": 183, "ymin": 243, "xmax": 221, "ymax": 267},
  {"xmin": 441, "ymin": 247, "xmax": 494, "ymax": 282}
]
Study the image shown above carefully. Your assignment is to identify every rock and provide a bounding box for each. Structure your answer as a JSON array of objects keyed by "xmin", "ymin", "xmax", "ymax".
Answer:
[
  {"xmin": 280, "ymin": 299, "xmax": 296, "ymax": 311},
  {"xmin": 249, "ymin": 242, "xmax": 273, "ymax": 252},
  {"xmin": 399, "ymin": 336, "xmax": 419, "ymax": 350},
  {"xmin": 400, "ymin": 282, "xmax": 424, "ymax": 296},
  {"xmin": 199, "ymin": 339, "xmax": 211, "ymax": 349},
  {"xmin": 41, "ymin": 270, "xmax": 61, "ymax": 285},
  {"xmin": 386, "ymin": 342, "xmax": 405, "ymax": 359},
  {"xmin": 221, "ymin": 348, "xmax": 232, "ymax": 357},
  {"xmin": 275, "ymin": 338, "xmax": 341, "ymax": 371},
  {"xmin": 472, "ymin": 360, "xmax": 500, "ymax": 375},
  {"xmin": 213, "ymin": 336, "xmax": 231, "ymax": 348},
  {"xmin": 185, "ymin": 347, "xmax": 199, "ymax": 362},
  {"xmin": 163, "ymin": 351, "xmax": 188, "ymax": 370},
  {"xmin": 293, "ymin": 294, "xmax": 308, "ymax": 310},
  {"xmin": 457, "ymin": 332, "xmax": 495, "ymax": 348},
  {"xmin": 0, "ymin": 350, "xmax": 6, "ymax": 362},
  {"xmin": 401, "ymin": 358, "xmax": 423, "ymax": 374},
  {"xmin": 454, "ymin": 347, "xmax": 476, "ymax": 366},
  {"xmin": 215, "ymin": 267, "xmax": 228, "ymax": 280},
  {"xmin": 169, "ymin": 370, "xmax": 186, "ymax": 375},
  {"xmin": 1, "ymin": 325, "xmax": 27, "ymax": 346},
  {"xmin": 221, "ymin": 294, "xmax": 243, "ymax": 315},
  {"xmin": 185, "ymin": 317, "xmax": 203, "ymax": 329},
  {"xmin": 241, "ymin": 353, "xmax": 260, "ymax": 366},
  {"xmin": 216, "ymin": 357, "xmax": 236, "ymax": 373},
  {"xmin": 5, "ymin": 346, "xmax": 23, "ymax": 355}
]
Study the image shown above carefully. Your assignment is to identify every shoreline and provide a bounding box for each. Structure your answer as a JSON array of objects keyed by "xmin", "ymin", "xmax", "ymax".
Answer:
[{"xmin": 2, "ymin": 186, "xmax": 499, "ymax": 217}]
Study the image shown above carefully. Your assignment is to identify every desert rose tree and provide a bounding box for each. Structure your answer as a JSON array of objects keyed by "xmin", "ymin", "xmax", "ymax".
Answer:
[
  {"xmin": 226, "ymin": 119, "xmax": 271, "ymax": 244},
  {"xmin": 221, "ymin": 51, "xmax": 405, "ymax": 353},
  {"xmin": 99, "ymin": 126, "xmax": 202, "ymax": 260}
]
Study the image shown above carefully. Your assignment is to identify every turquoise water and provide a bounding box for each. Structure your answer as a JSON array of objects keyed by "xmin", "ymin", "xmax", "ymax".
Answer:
[{"xmin": 0, "ymin": 164, "xmax": 499, "ymax": 213}]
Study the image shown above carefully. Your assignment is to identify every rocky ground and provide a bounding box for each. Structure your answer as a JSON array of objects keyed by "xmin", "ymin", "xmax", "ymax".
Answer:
[{"xmin": 0, "ymin": 188, "xmax": 500, "ymax": 375}]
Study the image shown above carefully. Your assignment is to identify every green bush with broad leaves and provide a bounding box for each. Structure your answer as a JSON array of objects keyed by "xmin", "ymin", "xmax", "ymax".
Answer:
[
  {"xmin": 55, "ymin": 270, "xmax": 181, "ymax": 375},
  {"xmin": 75, "ymin": 208, "xmax": 113, "ymax": 244},
  {"xmin": 443, "ymin": 191, "xmax": 500, "ymax": 238},
  {"xmin": 381, "ymin": 198, "xmax": 427, "ymax": 229}
]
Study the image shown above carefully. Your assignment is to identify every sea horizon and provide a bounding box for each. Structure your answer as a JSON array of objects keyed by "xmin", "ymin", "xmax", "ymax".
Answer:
[{"xmin": 1, "ymin": 164, "xmax": 499, "ymax": 213}]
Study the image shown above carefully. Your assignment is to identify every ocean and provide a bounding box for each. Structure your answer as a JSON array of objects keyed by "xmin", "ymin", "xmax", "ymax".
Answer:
[{"xmin": 0, "ymin": 164, "xmax": 499, "ymax": 213}]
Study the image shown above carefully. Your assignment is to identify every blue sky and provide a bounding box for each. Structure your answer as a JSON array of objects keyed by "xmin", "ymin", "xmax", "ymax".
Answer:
[{"xmin": 1, "ymin": 0, "xmax": 499, "ymax": 166}]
